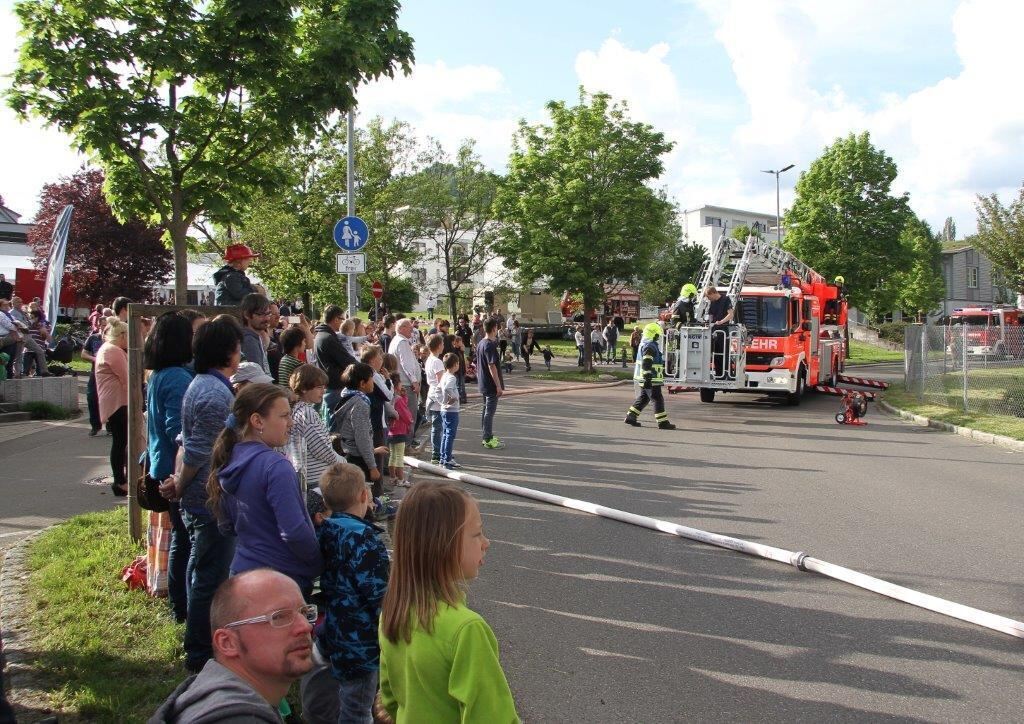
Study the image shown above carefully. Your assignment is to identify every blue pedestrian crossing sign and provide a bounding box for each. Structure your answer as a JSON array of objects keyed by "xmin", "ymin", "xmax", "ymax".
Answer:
[{"xmin": 334, "ymin": 216, "xmax": 369, "ymax": 251}]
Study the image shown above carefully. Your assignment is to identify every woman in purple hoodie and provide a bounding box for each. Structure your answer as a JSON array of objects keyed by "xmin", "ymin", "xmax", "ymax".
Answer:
[{"xmin": 207, "ymin": 383, "xmax": 323, "ymax": 595}]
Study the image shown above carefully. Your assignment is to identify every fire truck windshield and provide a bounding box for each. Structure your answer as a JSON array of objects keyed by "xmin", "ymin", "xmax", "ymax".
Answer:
[
  {"xmin": 738, "ymin": 296, "xmax": 790, "ymax": 336},
  {"xmin": 950, "ymin": 314, "xmax": 997, "ymax": 325}
]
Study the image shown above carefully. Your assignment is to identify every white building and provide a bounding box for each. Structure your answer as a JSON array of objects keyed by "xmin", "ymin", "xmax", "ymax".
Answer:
[
  {"xmin": 404, "ymin": 234, "xmax": 511, "ymax": 310},
  {"xmin": 0, "ymin": 204, "xmax": 34, "ymax": 279},
  {"xmin": 681, "ymin": 204, "xmax": 784, "ymax": 250}
]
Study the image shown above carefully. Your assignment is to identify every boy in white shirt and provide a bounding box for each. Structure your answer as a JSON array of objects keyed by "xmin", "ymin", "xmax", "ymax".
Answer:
[
  {"xmin": 423, "ymin": 333, "xmax": 446, "ymax": 463},
  {"xmin": 437, "ymin": 353, "xmax": 463, "ymax": 469}
]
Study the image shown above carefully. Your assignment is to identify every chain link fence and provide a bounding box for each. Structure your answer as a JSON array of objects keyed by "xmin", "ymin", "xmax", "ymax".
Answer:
[{"xmin": 904, "ymin": 324, "xmax": 1024, "ymax": 417}]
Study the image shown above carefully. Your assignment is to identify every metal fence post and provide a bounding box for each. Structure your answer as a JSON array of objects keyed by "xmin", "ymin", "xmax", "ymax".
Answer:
[
  {"xmin": 962, "ymin": 323, "xmax": 969, "ymax": 412},
  {"xmin": 920, "ymin": 324, "xmax": 928, "ymax": 399}
]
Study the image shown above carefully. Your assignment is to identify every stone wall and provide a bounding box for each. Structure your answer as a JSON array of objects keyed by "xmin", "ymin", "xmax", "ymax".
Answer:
[{"xmin": 0, "ymin": 376, "xmax": 80, "ymax": 412}]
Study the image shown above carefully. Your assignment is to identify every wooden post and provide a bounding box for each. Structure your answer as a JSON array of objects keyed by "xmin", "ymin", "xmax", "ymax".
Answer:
[{"xmin": 126, "ymin": 304, "xmax": 237, "ymax": 543}]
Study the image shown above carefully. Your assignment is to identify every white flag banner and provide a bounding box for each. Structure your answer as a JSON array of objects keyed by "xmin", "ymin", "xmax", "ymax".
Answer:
[{"xmin": 42, "ymin": 204, "xmax": 74, "ymax": 346}]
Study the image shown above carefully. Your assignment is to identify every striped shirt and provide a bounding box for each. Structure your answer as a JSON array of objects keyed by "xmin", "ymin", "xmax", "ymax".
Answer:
[
  {"xmin": 278, "ymin": 353, "xmax": 302, "ymax": 387},
  {"xmin": 288, "ymin": 400, "xmax": 344, "ymax": 490}
]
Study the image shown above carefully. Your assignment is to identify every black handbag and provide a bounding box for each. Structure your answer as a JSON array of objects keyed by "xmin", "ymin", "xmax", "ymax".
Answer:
[{"xmin": 135, "ymin": 455, "xmax": 169, "ymax": 513}]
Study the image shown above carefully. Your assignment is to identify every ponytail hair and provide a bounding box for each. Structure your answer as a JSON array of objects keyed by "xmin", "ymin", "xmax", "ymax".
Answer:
[{"xmin": 206, "ymin": 383, "xmax": 290, "ymax": 517}]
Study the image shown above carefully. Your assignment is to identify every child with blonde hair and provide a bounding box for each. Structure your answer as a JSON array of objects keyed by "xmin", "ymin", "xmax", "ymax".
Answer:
[{"xmin": 379, "ymin": 482, "xmax": 518, "ymax": 722}]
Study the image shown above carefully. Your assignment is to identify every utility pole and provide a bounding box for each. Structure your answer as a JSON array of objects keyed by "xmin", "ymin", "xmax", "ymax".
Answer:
[{"xmin": 761, "ymin": 164, "xmax": 794, "ymax": 243}]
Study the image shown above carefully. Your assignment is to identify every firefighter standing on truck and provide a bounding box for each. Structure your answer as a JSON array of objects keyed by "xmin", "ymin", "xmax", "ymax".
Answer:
[
  {"xmin": 670, "ymin": 283, "xmax": 699, "ymax": 328},
  {"xmin": 624, "ymin": 323, "xmax": 676, "ymax": 429}
]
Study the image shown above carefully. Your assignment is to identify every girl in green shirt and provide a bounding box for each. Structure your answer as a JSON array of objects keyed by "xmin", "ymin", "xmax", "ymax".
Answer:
[{"xmin": 379, "ymin": 482, "xmax": 520, "ymax": 723}]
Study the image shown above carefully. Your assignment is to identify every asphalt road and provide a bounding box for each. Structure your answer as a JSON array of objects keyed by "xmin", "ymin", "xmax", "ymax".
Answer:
[{"xmin": 434, "ymin": 378, "xmax": 1023, "ymax": 723}]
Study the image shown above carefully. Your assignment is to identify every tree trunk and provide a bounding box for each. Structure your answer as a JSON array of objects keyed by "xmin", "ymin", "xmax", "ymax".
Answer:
[
  {"xmin": 448, "ymin": 280, "xmax": 458, "ymax": 320},
  {"xmin": 170, "ymin": 222, "xmax": 190, "ymax": 304},
  {"xmin": 582, "ymin": 294, "xmax": 597, "ymax": 373},
  {"xmin": 302, "ymin": 292, "xmax": 313, "ymax": 320}
]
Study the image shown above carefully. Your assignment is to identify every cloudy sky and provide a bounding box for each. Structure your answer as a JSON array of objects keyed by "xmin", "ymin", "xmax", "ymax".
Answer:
[{"xmin": 3, "ymin": 0, "xmax": 1022, "ymax": 236}]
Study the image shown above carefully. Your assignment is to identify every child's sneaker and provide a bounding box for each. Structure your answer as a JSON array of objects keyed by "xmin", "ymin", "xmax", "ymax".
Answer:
[
  {"xmin": 443, "ymin": 460, "xmax": 464, "ymax": 470},
  {"xmin": 481, "ymin": 437, "xmax": 506, "ymax": 449},
  {"xmin": 372, "ymin": 495, "xmax": 399, "ymax": 522}
]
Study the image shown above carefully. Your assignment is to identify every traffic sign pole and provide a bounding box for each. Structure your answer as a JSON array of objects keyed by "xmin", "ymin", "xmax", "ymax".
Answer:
[{"xmin": 346, "ymin": 102, "xmax": 356, "ymax": 317}]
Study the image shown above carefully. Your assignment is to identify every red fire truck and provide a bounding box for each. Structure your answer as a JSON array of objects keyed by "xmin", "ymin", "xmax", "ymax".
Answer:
[
  {"xmin": 947, "ymin": 305, "xmax": 1023, "ymax": 359},
  {"xmin": 665, "ymin": 234, "xmax": 847, "ymax": 406}
]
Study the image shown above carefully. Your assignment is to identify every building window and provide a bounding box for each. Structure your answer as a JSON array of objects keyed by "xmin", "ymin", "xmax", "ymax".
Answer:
[
  {"xmin": 413, "ymin": 242, "xmax": 426, "ymax": 256},
  {"xmin": 967, "ymin": 267, "xmax": 979, "ymax": 289},
  {"xmin": 411, "ymin": 268, "xmax": 426, "ymax": 286},
  {"xmin": 704, "ymin": 216, "xmax": 722, "ymax": 227}
]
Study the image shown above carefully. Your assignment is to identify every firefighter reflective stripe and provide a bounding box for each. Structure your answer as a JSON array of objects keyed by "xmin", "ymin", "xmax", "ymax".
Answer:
[
  {"xmin": 628, "ymin": 406, "xmax": 642, "ymax": 416},
  {"xmin": 655, "ymin": 411, "xmax": 669, "ymax": 421},
  {"xmin": 633, "ymin": 340, "xmax": 665, "ymax": 385}
]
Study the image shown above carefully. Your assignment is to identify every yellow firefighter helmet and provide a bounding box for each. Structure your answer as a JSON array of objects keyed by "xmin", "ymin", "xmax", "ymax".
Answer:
[{"xmin": 642, "ymin": 322, "xmax": 663, "ymax": 341}]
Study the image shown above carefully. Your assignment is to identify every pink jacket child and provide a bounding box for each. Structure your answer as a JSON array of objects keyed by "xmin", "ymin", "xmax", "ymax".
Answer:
[{"xmin": 387, "ymin": 393, "xmax": 414, "ymax": 443}]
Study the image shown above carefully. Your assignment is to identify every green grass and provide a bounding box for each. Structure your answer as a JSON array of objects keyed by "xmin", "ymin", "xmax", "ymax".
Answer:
[
  {"xmin": 884, "ymin": 381, "xmax": 1024, "ymax": 441},
  {"xmin": 529, "ymin": 369, "xmax": 633, "ymax": 383},
  {"xmin": 69, "ymin": 350, "xmax": 92, "ymax": 373},
  {"xmin": 25, "ymin": 507, "xmax": 183, "ymax": 722},
  {"xmin": 847, "ymin": 340, "xmax": 904, "ymax": 365},
  {"xmin": 20, "ymin": 400, "xmax": 69, "ymax": 419}
]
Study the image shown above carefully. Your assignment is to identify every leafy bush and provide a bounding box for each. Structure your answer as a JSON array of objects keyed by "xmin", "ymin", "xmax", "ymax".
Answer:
[
  {"xmin": 359, "ymin": 276, "xmax": 417, "ymax": 316},
  {"xmin": 21, "ymin": 401, "xmax": 70, "ymax": 419},
  {"xmin": 877, "ymin": 321, "xmax": 909, "ymax": 344}
]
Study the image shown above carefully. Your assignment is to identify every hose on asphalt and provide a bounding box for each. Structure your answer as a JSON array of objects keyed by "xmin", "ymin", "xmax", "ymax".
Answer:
[{"xmin": 405, "ymin": 458, "xmax": 1024, "ymax": 640}]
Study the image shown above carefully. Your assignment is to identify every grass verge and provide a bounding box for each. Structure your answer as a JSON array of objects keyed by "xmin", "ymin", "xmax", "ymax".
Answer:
[
  {"xmin": 528, "ymin": 369, "xmax": 632, "ymax": 383},
  {"xmin": 883, "ymin": 387, "xmax": 1024, "ymax": 441},
  {"xmin": 24, "ymin": 507, "xmax": 182, "ymax": 722},
  {"xmin": 69, "ymin": 351, "xmax": 92, "ymax": 373},
  {"xmin": 20, "ymin": 401, "xmax": 70, "ymax": 419},
  {"xmin": 848, "ymin": 340, "xmax": 904, "ymax": 365}
]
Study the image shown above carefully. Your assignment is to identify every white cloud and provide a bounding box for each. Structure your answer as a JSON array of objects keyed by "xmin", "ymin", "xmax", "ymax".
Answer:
[
  {"xmin": 692, "ymin": 0, "xmax": 1024, "ymax": 234},
  {"xmin": 0, "ymin": 7, "xmax": 86, "ymax": 219},
  {"xmin": 357, "ymin": 59, "xmax": 521, "ymax": 172}
]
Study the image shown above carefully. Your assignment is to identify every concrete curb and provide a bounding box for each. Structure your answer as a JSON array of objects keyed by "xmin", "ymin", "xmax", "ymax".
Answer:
[
  {"xmin": 0, "ymin": 529, "xmax": 50, "ymax": 716},
  {"xmin": 878, "ymin": 398, "xmax": 1024, "ymax": 453}
]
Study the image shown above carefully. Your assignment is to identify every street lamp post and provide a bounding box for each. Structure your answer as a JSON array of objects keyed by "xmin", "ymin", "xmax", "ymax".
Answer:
[{"xmin": 761, "ymin": 164, "xmax": 794, "ymax": 243}]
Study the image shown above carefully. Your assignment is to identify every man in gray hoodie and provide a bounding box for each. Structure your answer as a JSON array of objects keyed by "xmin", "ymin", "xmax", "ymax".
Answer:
[
  {"xmin": 150, "ymin": 569, "xmax": 315, "ymax": 723},
  {"xmin": 239, "ymin": 293, "xmax": 272, "ymax": 375}
]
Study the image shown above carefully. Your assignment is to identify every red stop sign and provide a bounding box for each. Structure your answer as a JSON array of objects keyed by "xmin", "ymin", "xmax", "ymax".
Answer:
[{"xmin": 371, "ymin": 281, "xmax": 384, "ymax": 299}]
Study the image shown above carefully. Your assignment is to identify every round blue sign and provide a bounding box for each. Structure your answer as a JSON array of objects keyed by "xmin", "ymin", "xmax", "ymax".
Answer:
[{"xmin": 334, "ymin": 216, "xmax": 369, "ymax": 251}]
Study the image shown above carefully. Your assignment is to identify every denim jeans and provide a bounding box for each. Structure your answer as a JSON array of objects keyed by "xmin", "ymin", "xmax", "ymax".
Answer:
[
  {"xmin": 481, "ymin": 394, "xmax": 498, "ymax": 441},
  {"xmin": 167, "ymin": 502, "xmax": 191, "ymax": 623},
  {"xmin": 182, "ymin": 509, "xmax": 236, "ymax": 671},
  {"xmin": 429, "ymin": 409, "xmax": 443, "ymax": 460},
  {"xmin": 86, "ymin": 371, "xmax": 101, "ymax": 430},
  {"xmin": 337, "ymin": 669, "xmax": 379, "ymax": 724},
  {"xmin": 440, "ymin": 410, "xmax": 459, "ymax": 464}
]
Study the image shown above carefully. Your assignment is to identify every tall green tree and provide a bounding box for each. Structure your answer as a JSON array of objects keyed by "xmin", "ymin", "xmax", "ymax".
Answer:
[
  {"xmin": 896, "ymin": 215, "xmax": 944, "ymax": 318},
  {"xmin": 240, "ymin": 118, "xmax": 428, "ymax": 314},
  {"xmin": 638, "ymin": 240, "xmax": 707, "ymax": 307},
  {"xmin": 783, "ymin": 132, "xmax": 911, "ymax": 316},
  {"xmin": 7, "ymin": 0, "xmax": 413, "ymax": 302},
  {"xmin": 974, "ymin": 184, "xmax": 1024, "ymax": 294},
  {"xmin": 410, "ymin": 140, "xmax": 503, "ymax": 320},
  {"xmin": 494, "ymin": 89, "xmax": 674, "ymax": 370},
  {"xmin": 942, "ymin": 216, "xmax": 957, "ymax": 243}
]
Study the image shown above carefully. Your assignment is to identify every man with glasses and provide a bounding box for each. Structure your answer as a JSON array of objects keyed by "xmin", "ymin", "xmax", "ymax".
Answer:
[
  {"xmin": 151, "ymin": 569, "xmax": 316, "ymax": 723},
  {"xmin": 240, "ymin": 293, "xmax": 273, "ymax": 376}
]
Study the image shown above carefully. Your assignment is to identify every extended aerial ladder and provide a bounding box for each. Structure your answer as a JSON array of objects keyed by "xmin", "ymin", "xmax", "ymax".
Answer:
[{"xmin": 665, "ymin": 230, "xmax": 842, "ymax": 397}]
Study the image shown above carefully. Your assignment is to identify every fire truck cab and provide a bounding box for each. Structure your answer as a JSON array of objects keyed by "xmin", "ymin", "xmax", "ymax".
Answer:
[
  {"xmin": 665, "ymin": 233, "xmax": 847, "ymax": 406},
  {"xmin": 947, "ymin": 306, "xmax": 1023, "ymax": 359}
]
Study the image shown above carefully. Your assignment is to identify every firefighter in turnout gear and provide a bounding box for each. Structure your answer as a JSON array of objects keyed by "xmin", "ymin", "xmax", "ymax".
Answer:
[
  {"xmin": 670, "ymin": 283, "xmax": 699, "ymax": 328},
  {"xmin": 625, "ymin": 323, "xmax": 676, "ymax": 429}
]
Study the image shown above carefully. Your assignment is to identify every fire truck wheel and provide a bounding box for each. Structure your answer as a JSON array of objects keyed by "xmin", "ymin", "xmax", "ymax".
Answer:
[
  {"xmin": 699, "ymin": 388, "xmax": 716, "ymax": 403},
  {"xmin": 786, "ymin": 367, "xmax": 806, "ymax": 406},
  {"xmin": 835, "ymin": 413, "xmax": 846, "ymax": 424}
]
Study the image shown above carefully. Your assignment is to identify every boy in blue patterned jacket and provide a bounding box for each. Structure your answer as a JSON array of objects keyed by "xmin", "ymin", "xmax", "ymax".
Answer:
[{"xmin": 317, "ymin": 462, "xmax": 391, "ymax": 722}]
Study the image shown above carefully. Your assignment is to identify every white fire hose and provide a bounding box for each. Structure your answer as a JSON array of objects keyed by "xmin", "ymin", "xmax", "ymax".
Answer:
[{"xmin": 405, "ymin": 458, "xmax": 1024, "ymax": 640}]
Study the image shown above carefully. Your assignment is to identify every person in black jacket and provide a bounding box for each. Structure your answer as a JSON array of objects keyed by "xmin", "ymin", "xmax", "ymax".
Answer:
[
  {"xmin": 314, "ymin": 305, "xmax": 357, "ymax": 426},
  {"xmin": 213, "ymin": 244, "xmax": 260, "ymax": 306}
]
